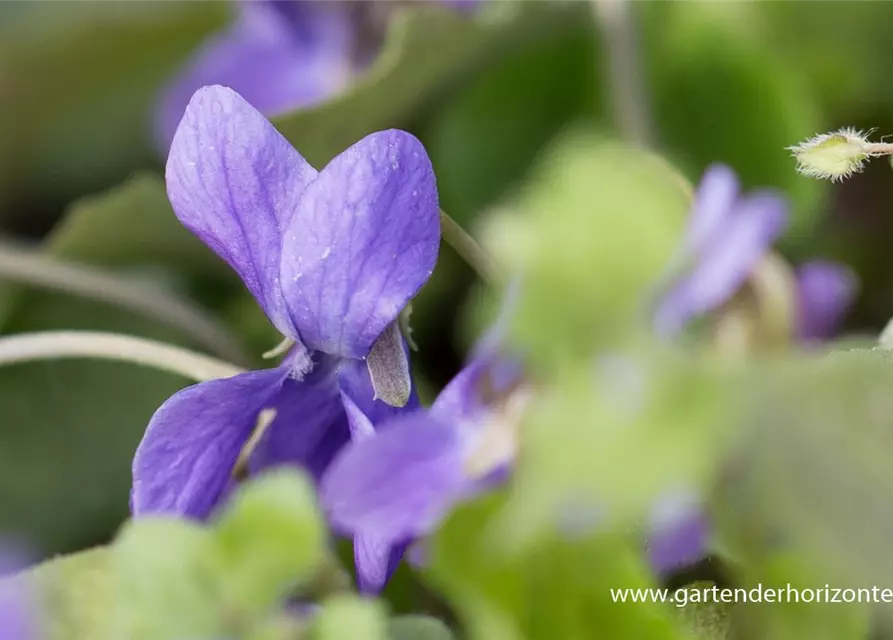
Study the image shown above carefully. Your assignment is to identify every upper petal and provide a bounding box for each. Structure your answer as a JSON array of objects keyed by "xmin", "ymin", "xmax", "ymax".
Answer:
[
  {"xmin": 280, "ymin": 130, "xmax": 441, "ymax": 358},
  {"xmin": 795, "ymin": 260, "xmax": 857, "ymax": 342},
  {"xmin": 654, "ymin": 191, "xmax": 788, "ymax": 335},
  {"xmin": 166, "ymin": 85, "xmax": 318, "ymax": 338},
  {"xmin": 320, "ymin": 413, "xmax": 466, "ymax": 543},
  {"xmin": 682, "ymin": 164, "xmax": 740, "ymax": 258},
  {"xmin": 131, "ymin": 366, "xmax": 289, "ymax": 519}
]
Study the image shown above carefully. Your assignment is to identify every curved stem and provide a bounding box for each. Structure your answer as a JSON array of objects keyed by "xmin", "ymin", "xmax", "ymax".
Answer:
[
  {"xmin": 591, "ymin": 0, "xmax": 654, "ymax": 147},
  {"xmin": 439, "ymin": 209, "xmax": 500, "ymax": 283},
  {"xmin": 0, "ymin": 331, "xmax": 243, "ymax": 382},
  {"xmin": 0, "ymin": 240, "xmax": 251, "ymax": 365}
]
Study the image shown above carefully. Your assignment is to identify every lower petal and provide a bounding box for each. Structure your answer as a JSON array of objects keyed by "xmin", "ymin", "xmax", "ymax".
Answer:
[
  {"xmin": 131, "ymin": 367, "xmax": 289, "ymax": 519},
  {"xmin": 320, "ymin": 414, "xmax": 467, "ymax": 543},
  {"xmin": 353, "ymin": 533, "xmax": 408, "ymax": 595}
]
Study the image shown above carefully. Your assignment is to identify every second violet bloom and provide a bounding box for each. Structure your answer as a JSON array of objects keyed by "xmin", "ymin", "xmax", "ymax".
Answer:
[{"xmin": 131, "ymin": 85, "xmax": 440, "ymax": 560}]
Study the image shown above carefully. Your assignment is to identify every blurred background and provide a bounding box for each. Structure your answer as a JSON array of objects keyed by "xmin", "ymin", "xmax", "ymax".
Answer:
[{"xmin": 0, "ymin": 0, "xmax": 889, "ymax": 570}]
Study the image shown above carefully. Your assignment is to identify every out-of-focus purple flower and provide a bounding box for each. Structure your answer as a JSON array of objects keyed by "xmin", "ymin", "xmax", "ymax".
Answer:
[
  {"xmin": 654, "ymin": 164, "xmax": 789, "ymax": 337},
  {"xmin": 131, "ymin": 85, "xmax": 440, "ymax": 588},
  {"xmin": 156, "ymin": 1, "xmax": 479, "ymax": 150},
  {"xmin": 795, "ymin": 260, "xmax": 857, "ymax": 342},
  {"xmin": 646, "ymin": 492, "xmax": 708, "ymax": 575},
  {"xmin": 654, "ymin": 164, "xmax": 857, "ymax": 344}
]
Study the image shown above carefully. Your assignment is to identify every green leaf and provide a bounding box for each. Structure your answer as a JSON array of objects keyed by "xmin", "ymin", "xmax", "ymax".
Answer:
[
  {"xmin": 20, "ymin": 547, "xmax": 113, "ymax": 640},
  {"xmin": 713, "ymin": 349, "xmax": 893, "ymax": 631},
  {"xmin": 428, "ymin": 493, "xmax": 687, "ymax": 640},
  {"xmin": 273, "ymin": 2, "xmax": 558, "ymax": 167},
  {"xmin": 46, "ymin": 174, "xmax": 223, "ymax": 276},
  {"xmin": 0, "ymin": 2, "xmax": 228, "ymax": 213},
  {"xmin": 422, "ymin": 8, "xmax": 599, "ymax": 227},
  {"xmin": 213, "ymin": 469, "xmax": 327, "ymax": 617},
  {"xmin": 388, "ymin": 615, "xmax": 454, "ymax": 640},
  {"xmin": 0, "ymin": 177, "xmax": 248, "ymax": 553},
  {"xmin": 485, "ymin": 131, "xmax": 690, "ymax": 372},
  {"xmin": 311, "ymin": 594, "xmax": 388, "ymax": 640},
  {"xmin": 112, "ymin": 518, "xmax": 225, "ymax": 640}
]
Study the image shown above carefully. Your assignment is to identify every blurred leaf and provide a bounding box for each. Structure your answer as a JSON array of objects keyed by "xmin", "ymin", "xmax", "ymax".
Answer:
[
  {"xmin": 642, "ymin": 1, "xmax": 825, "ymax": 237},
  {"xmin": 213, "ymin": 470, "xmax": 327, "ymax": 618},
  {"xmin": 311, "ymin": 594, "xmax": 388, "ymax": 640},
  {"xmin": 113, "ymin": 518, "xmax": 225, "ymax": 640},
  {"xmin": 427, "ymin": 493, "xmax": 686, "ymax": 640},
  {"xmin": 47, "ymin": 173, "xmax": 223, "ymax": 276},
  {"xmin": 274, "ymin": 2, "xmax": 562, "ymax": 167},
  {"xmin": 713, "ymin": 348, "xmax": 893, "ymax": 630},
  {"xmin": 504, "ymin": 351, "xmax": 733, "ymax": 549},
  {"xmin": 484, "ymin": 131, "xmax": 690, "ymax": 371},
  {"xmin": 388, "ymin": 615, "xmax": 454, "ymax": 640},
  {"xmin": 22, "ymin": 547, "xmax": 113, "ymax": 640},
  {"xmin": 0, "ymin": 175, "xmax": 253, "ymax": 553},
  {"xmin": 422, "ymin": 9, "xmax": 599, "ymax": 227},
  {"xmin": 0, "ymin": 1, "xmax": 228, "ymax": 216}
]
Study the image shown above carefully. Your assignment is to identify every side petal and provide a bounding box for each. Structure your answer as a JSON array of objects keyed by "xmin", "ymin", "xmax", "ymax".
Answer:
[
  {"xmin": 248, "ymin": 355, "xmax": 348, "ymax": 483},
  {"xmin": 166, "ymin": 85, "xmax": 318, "ymax": 337},
  {"xmin": 280, "ymin": 130, "xmax": 441, "ymax": 358},
  {"xmin": 353, "ymin": 534, "xmax": 408, "ymax": 595},
  {"xmin": 132, "ymin": 367, "xmax": 289, "ymax": 519},
  {"xmin": 795, "ymin": 260, "xmax": 857, "ymax": 342},
  {"xmin": 654, "ymin": 191, "xmax": 788, "ymax": 335},
  {"xmin": 320, "ymin": 414, "xmax": 466, "ymax": 543}
]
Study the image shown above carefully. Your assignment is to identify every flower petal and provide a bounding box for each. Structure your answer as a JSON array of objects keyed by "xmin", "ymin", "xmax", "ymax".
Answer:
[
  {"xmin": 654, "ymin": 191, "xmax": 788, "ymax": 335},
  {"xmin": 166, "ymin": 85, "xmax": 318, "ymax": 337},
  {"xmin": 321, "ymin": 413, "xmax": 466, "ymax": 543},
  {"xmin": 280, "ymin": 130, "xmax": 440, "ymax": 358},
  {"xmin": 247, "ymin": 355, "xmax": 347, "ymax": 483},
  {"xmin": 132, "ymin": 367, "xmax": 289, "ymax": 518},
  {"xmin": 682, "ymin": 164, "xmax": 740, "ymax": 258},
  {"xmin": 353, "ymin": 534, "xmax": 408, "ymax": 595},
  {"xmin": 795, "ymin": 260, "xmax": 857, "ymax": 342}
]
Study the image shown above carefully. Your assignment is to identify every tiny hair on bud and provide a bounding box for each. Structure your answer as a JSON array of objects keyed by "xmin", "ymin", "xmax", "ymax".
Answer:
[{"xmin": 787, "ymin": 127, "xmax": 872, "ymax": 182}]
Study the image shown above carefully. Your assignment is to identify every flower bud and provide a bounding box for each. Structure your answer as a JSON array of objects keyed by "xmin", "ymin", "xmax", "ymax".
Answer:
[{"xmin": 787, "ymin": 127, "xmax": 871, "ymax": 182}]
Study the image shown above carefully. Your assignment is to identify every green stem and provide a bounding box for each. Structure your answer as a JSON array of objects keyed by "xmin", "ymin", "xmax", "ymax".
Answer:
[
  {"xmin": 439, "ymin": 208, "xmax": 500, "ymax": 283},
  {"xmin": 0, "ymin": 331, "xmax": 243, "ymax": 382}
]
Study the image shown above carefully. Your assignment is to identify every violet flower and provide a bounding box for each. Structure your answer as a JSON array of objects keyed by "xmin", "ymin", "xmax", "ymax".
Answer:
[
  {"xmin": 156, "ymin": 1, "xmax": 478, "ymax": 150},
  {"xmin": 131, "ymin": 84, "xmax": 440, "ymax": 588},
  {"xmin": 654, "ymin": 164, "xmax": 857, "ymax": 342}
]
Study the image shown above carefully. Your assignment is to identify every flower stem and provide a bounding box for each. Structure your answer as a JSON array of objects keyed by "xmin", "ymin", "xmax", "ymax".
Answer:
[
  {"xmin": 591, "ymin": 0, "xmax": 654, "ymax": 147},
  {"xmin": 0, "ymin": 331, "xmax": 243, "ymax": 382},
  {"xmin": 0, "ymin": 239, "xmax": 251, "ymax": 365},
  {"xmin": 439, "ymin": 208, "xmax": 500, "ymax": 283},
  {"xmin": 865, "ymin": 143, "xmax": 893, "ymax": 156}
]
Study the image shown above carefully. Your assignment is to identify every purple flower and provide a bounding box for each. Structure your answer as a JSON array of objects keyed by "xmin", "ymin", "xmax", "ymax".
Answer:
[
  {"xmin": 155, "ymin": 1, "xmax": 479, "ymax": 150},
  {"xmin": 131, "ymin": 84, "xmax": 440, "ymax": 590},
  {"xmin": 654, "ymin": 164, "xmax": 789, "ymax": 337},
  {"xmin": 795, "ymin": 260, "xmax": 857, "ymax": 342},
  {"xmin": 654, "ymin": 164, "xmax": 857, "ymax": 343}
]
